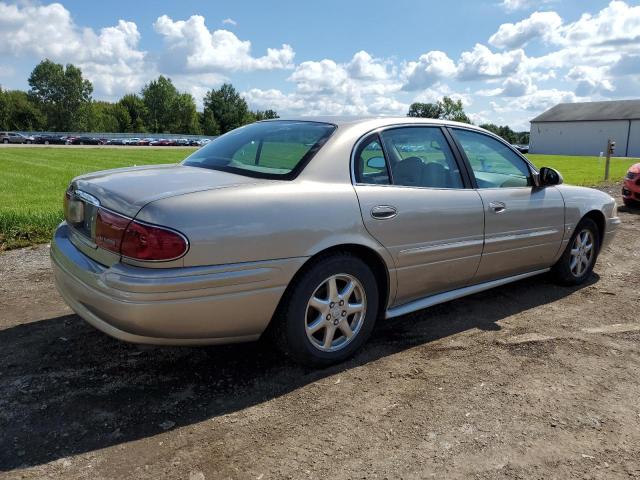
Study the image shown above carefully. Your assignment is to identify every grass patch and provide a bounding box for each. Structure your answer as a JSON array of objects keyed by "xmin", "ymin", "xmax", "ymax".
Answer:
[
  {"xmin": 0, "ymin": 147, "xmax": 195, "ymax": 250},
  {"xmin": 526, "ymin": 154, "xmax": 637, "ymax": 186},
  {"xmin": 0, "ymin": 148, "xmax": 638, "ymax": 251}
]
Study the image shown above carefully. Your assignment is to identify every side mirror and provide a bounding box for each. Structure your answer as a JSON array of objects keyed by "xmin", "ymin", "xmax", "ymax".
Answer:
[
  {"xmin": 366, "ymin": 156, "xmax": 386, "ymax": 169},
  {"xmin": 538, "ymin": 166, "xmax": 563, "ymax": 186}
]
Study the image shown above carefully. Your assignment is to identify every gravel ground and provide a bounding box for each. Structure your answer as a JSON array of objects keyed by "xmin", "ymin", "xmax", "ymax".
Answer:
[{"xmin": 0, "ymin": 185, "xmax": 639, "ymax": 479}]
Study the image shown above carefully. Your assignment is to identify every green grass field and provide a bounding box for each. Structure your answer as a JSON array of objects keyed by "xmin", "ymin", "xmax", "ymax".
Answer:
[
  {"xmin": 0, "ymin": 147, "xmax": 637, "ymax": 250},
  {"xmin": 0, "ymin": 148, "xmax": 195, "ymax": 250}
]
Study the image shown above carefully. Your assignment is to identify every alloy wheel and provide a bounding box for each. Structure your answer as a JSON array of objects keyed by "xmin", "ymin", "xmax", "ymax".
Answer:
[
  {"xmin": 305, "ymin": 273, "xmax": 367, "ymax": 352},
  {"xmin": 570, "ymin": 229, "xmax": 595, "ymax": 277}
]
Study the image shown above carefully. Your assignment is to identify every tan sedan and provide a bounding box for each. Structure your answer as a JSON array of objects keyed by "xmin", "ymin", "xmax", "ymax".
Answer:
[{"xmin": 51, "ymin": 118, "xmax": 620, "ymax": 366}]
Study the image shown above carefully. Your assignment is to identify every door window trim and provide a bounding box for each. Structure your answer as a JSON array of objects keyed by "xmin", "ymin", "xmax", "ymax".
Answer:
[
  {"xmin": 446, "ymin": 126, "xmax": 540, "ymax": 189},
  {"xmin": 351, "ymin": 124, "xmax": 474, "ymax": 190}
]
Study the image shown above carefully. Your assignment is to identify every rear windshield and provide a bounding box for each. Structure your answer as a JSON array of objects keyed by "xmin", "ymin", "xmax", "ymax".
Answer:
[{"xmin": 182, "ymin": 121, "xmax": 336, "ymax": 179}]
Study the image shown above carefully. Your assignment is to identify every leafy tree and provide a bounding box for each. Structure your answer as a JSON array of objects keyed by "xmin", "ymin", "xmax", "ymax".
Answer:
[
  {"xmin": 118, "ymin": 94, "xmax": 147, "ymax": 132},
  {"xmin": 0, "ymin": 88, "xmax": 9, "ymax": 130},
  {"xmin": 171, "ymin": 93, "xmax": 201, "ymax": 134},
  {"xmin": 479, "ymin": 123, "xmax": 529, "ymax": 145},
  {"xmin": 407, "ymin": 102, "xmax": 442, "ymax": 119},
  {"xmin": 28, "ymin": 59, "xmax": 92, "ymax": 131},
  {"xmin": 141, "ymin": 76, "xmax": 179, "ymax": 133},
  {"xmin": 3, "ymin": 90, "xmax": 45, "ymax": 131},
  {"xmin": 254, "ymin": 109, "xmax": 279, "ymax": 121},
  {"xmin": 202, "ymin": 83, "xmax": 252, "ymax": 134},
  {"xmin": 438, "ymin": 97, "xmax": 470, "ymax": 123},
  {"xmin": 407, "ymin": 96, "xmax": 471, "ymax": 124}
]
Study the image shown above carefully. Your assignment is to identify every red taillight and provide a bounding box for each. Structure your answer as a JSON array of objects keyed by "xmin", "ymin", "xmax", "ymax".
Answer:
[
  {"xmin": 95, "ymin": 209, "xmax": 130, "ymax": 253},
  {"xmin": 121, "ymin": 220, "xmax": 188, "ymax": 261},
  {"xmin": 94, "ymin": 208, "xmax": 188, "ymax": 261}
]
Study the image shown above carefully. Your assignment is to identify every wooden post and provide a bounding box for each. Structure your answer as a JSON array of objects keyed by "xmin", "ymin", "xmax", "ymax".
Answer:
[{"xmin": 605, "ymin": 138, "xmax": 612, "ymax": 181}]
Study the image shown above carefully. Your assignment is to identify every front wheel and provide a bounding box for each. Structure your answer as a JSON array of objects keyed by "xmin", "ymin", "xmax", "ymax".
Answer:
[
  {"xmin": 272, "ymin": 253, "xmax": 379, "ymax": 367},
  {"xmin": 552, "ymin": 217, "xmax": 600, "ymax": 285}
]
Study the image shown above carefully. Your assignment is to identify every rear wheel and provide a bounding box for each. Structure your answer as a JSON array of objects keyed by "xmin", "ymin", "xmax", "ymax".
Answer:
[
  {"xmin": 44, "ymin": 140, "xmax": 50, "ymax": 145},
  {"xmin": 272, "ymin": 253, "xmax": 379, "ymax": 367},
  {"xmin": 552, "ymin": 217, "xmax": 600, "ymax": 285},
  {"xmin": 2, "ymin": 139, "xmax": 7, "ymax": 144}
]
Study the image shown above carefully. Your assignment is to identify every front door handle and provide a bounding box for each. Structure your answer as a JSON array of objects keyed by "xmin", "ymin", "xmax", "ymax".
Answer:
[
  {"xmin": 489, "ymin": 201, "xmax": 507, "ymax": 213},
  {"xmin": 371, "ymin": 205, "xmax": 397, "ymax": 219}
]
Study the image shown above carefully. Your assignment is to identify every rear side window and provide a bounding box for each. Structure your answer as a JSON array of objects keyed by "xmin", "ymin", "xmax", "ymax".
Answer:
[
  {"xmin": 184, "ymin": 121, "xmax": 336, "ymax": 179},
  {"xmin": 453, "ymin": 129, "xmax": 532, "ymax": 188},
  {"xmin": 354, "ymin": 135, "xmax": 390, "ymax": 185},
  {"xmin": 381, "ymin": 127, "xmax": 464, "ymax": 189}
]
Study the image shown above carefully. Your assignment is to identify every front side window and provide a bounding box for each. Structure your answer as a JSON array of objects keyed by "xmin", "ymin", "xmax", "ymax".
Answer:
[
  {"xmin": 380, "ymin": 127, "xmax": 464, "ymax": 189},
  {"xmin": 453, "ymin": 129, "xmax": 532, "ymax": 188},
  {"xmin": 184, "ymin": 121, "xmax": 336, "ymax": 179}
]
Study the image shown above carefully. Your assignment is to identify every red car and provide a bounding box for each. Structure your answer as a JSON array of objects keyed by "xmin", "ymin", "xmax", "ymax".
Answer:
[{"xmin": 622, "ymin": 163, "xmax": 640, "ymax": 207}]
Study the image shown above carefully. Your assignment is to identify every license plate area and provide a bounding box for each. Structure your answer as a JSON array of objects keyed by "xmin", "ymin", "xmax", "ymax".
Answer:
[{"xmin": 64, "ymin": 189, "xmax": 100, "ymax": 240}]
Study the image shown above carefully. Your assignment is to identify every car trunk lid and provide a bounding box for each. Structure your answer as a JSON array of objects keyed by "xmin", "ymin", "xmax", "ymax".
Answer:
[{"xmin": 65, "ymin": 164, "xmax": 263, "ymax": 265}]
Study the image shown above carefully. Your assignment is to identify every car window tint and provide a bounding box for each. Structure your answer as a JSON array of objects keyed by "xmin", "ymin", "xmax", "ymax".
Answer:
[
  {"xmin": 184, "ymin": 121, "xmax": 335, "ymax": 179},
  {"xmin": 453, "ymin": 129, "xmax": 532, "ymax": 189},
  {"xmin": 380, "ymin": 127, "xmax": 463, "ymax": 189},
  {"xmin": 354, "ymin": 135, "xmax": 390, "ymax": 185}
]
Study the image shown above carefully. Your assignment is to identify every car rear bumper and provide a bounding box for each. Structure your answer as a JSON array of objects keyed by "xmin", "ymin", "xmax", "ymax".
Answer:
[{"xmin": 51, "ymin": 223, "xmax": 306, "ymax": 345}]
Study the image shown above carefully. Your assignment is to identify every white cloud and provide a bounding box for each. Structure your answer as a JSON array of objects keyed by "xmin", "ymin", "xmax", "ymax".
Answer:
[
  {"xmin": 561, "ymin": 0, "xmax": 640, "ymax": 47},
  {"xmin": 0, "ymin": 2, "xmax": 148, "ymax": 97},
  {"xmin": 500, "ymin": 0, "xmax": 537, "ymax": 12},
  {"xmin": 566, "ymin": 66, "xmax": 614, "ymax": 96},
  {"xmin": 347, "ymin": 51, "xmax": 391, "ymax": 81},
  {"xmin": 154, "ymin": 14, "xmax": 294, "ymax": 73},
  {"xmin": 489, "ymin": 11, "xmax": 562, "ymax": 49},
  {"xmin": 401, "ymin": 51, "xmax": 457, "ymax": 90},
  {"xmin": 457, "ymin": 44, "xmax": 525, "ymax": 80},
  {"xmin": 222, "ymin": 18, "xmax": 237, "ymax": 27},
  {"xmin": 244, "ymin": 50, "xmax": 403, "ymax": 116}
]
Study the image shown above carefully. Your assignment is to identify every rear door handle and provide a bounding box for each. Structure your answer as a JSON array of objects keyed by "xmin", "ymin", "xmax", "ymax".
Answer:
[
  {"xmin": 371, "ymin": 205, "xmax": 397, "ymax": 219},
  {"xmin": 489, "ymin": 201, "xmax": 506, "ymax": 213}
]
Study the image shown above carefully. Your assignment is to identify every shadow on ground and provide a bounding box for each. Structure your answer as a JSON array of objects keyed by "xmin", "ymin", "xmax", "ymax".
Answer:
[{"xmin": 0, "ymin": 273, "xmax": 597, "ymax": 471}]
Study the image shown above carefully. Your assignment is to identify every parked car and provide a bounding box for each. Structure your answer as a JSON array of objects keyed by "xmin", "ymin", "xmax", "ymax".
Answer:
[
  {"xmin": 123, "ymin": 137, "xmax": 141, "ymax": 145},
  {"xmin": 622, "ymin": 162, "xmax": 640, "ymax": 207},
  {"xmin": 106, "ymin": 138, "xmax": 127, "ymax": 145},
  {"xmin": 513, "ymin": 144, "xmax": 529, "ymax": 153},
  {"xmin": 70, "ymin": 136, "xmax": 103, "ymax": 145},
  {"xmin": 33, "ymin": 134, "xmax": 67, "ymax": 145},
  {"xmin": 150, "ymin": 138, "xmax": 176, "ymax": 146},
  {"xmin": 137, "ymin": 138, "xmax": 155, "ymax": 146},
  {"xmin": 1, "ymin": 131, "xmax": 34, "ymax": 144},
  {"xmin": 51, "ymin": 118, "xmax": 620, "ymax": 367}
]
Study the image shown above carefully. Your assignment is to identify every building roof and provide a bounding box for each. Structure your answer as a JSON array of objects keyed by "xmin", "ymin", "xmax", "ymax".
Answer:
[{"xmin": 531, "ymin": 99, "xmax": 640, "ymax": 123}]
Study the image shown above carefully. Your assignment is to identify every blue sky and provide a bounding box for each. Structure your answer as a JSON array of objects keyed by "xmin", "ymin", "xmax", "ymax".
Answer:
[{"xmin": 1, "ymin": 0, "xmax": 639, "ymax": 129}]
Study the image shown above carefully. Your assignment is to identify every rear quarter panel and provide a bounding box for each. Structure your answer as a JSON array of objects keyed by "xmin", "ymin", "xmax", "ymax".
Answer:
[{"xmin": 134, "ymin": 181, "xmax": 395, "ymax": 273}]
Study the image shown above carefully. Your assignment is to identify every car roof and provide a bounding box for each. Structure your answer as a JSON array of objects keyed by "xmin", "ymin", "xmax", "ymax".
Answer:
[{"xmin": 261, "ymin": 116, "xmax": 487, "ymax": 131}]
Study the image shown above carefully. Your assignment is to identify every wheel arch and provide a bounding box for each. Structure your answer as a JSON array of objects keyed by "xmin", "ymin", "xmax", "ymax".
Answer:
[
  {"xmin": 268, "ymin": 243, "xmax": 393, "ymax": 334},
  {"xmin": 583, "ymin": 210, "xmax": 606, "ymax": 249}
]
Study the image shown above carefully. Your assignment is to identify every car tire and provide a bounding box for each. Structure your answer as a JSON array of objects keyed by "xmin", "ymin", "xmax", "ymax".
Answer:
[
  {"xmin": 271, "ymin": 252, "xmax": 379, "ymax": 367},
  {"xmin": 2, "ymin": 139, "xmax": 7, "ymax": 144},
  {"xmin": 551, "ymin": 217, "xmax": 600, "ymax": 286}
]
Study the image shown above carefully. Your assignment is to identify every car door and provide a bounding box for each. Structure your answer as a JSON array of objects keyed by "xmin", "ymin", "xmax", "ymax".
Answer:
[
  {"xmin": 450, "ymin": 127, "xmax": 565, "ymax": 282},
  {"xmin": 353, "ymin": 126, "xmax": 485, "ymax": 305}
]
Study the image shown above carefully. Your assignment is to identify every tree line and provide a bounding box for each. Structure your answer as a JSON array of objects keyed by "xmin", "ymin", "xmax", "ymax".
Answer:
[
  {"xmin": 407, "ymin": 98, "xmax": 529, "ymax": 145},
  {"xmin": 0, "ymin": 59, "xmax": 278, "ymax": 135}
]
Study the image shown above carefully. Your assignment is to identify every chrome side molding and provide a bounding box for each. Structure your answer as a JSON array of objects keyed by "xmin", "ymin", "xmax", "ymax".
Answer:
[{"xmin": 385, "ymin": 268, "xmax": 550, "ymax": 319}]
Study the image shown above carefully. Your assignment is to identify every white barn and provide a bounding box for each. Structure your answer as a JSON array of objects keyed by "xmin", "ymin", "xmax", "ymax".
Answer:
[{"xmin": 529, "ymin": 99, "xmax": 640, "ymax": 157}]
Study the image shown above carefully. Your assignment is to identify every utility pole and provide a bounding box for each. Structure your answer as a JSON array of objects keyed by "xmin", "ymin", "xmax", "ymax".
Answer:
[{"xmin": 605, "ymin": 138, "xmax": 615, "ymax": 181}]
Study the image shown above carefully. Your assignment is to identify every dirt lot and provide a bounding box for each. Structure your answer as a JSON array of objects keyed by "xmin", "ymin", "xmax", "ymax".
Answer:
[{"xmin": 1, "ymin": 185, "xmax": 639, "ymax": 479}]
